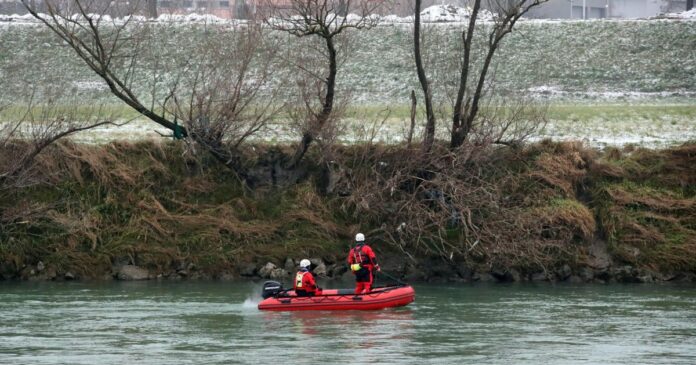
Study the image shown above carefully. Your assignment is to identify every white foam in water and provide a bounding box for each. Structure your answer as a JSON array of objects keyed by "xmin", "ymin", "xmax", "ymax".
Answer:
[
  {"xmin": 242, "ymin": 286, "xmax": 263, "ymax": 309},
  {"xmin": 242, "ymin": 297, "xmax": 260, "ymax": 309}
]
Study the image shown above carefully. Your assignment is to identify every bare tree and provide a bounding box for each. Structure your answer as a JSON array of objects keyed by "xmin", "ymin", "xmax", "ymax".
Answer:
[
  {"xmin": 166, "ymin": 24, "xmax": 282, "ymax": 174},
  {"xmin": 413, "ymin": 0, "xmax": 436, "ymax": 152},
  {"xmin": 465, "ymin": 95, "xmax": 548, "ymax": 147},
  {"xmin": 413, "ymin": 0, "xmax": 548, "ymax": 150},
  {"xmin": 0, "ymin": 98, "xmax": 118, "ymax": 244},
  {"xmin": 262, "ymin": 0, "xmax": 382, "ymax": 168},
  {"xmin": 0, "ymin": 97, "xmax": 117, "ymax": 190},
  {"xmin": 451, "ymin": 0, "xmax": 548, "ymax": 148},
  {"xmin": 21, "ymin": 0, "xmax": 280, "ymax": 181}
]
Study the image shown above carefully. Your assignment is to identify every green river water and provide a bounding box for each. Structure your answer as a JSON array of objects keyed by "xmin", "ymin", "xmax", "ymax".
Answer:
[{"xmin": 0, "ymin": 281, "xmax": 695, "ymax": 364}]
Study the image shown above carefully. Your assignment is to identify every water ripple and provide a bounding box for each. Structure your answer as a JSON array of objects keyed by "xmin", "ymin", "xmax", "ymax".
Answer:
[{"xmin": 0, "ymin": 282, "xmax": 694, "ymax": 364}]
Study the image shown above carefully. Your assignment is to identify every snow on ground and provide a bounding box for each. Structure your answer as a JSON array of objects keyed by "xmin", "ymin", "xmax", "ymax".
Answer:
[
  {"xmin": 156, "ymin": 13, "xmax": 232, "ymax": 23},
  {"xmin": 2, "ymin": 16, "xmax": 693, "ymax": 107},
  {"xmin": 418, "ymin": 4, "xmax": 494, "ymax": 22},
  {"xmin": 6, "ymin": 108, "xmax": 691, "ymax": 149},
  {"xmin": 0, "ymin": 12, "xmax": 243, "ymax": 25},
  {"xmin": 662, "ymin": 9, "xmax": 696, "ymax": 19},
  {"xmin": 1, "ymin": 8, "xmax": 694, "ymax": 149},
  {"xmin": 536, "ymin": 117, "xmax": 696, "ymax": 148},
  {"xmin": 6, "ymin": 4, "xmax": 693, "ymax": 26},
  {"xmin": 526, "ymin": 86, "xmax": 696, "ymax": 101},
  {"xmin": 0, "ymin": 13, "xmax": 35, "ymax": 22}
]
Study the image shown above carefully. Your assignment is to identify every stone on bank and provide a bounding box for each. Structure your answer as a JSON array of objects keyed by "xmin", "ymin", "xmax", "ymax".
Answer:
[{"xmin": 115, "ymin": 265, "xmax": 150, "ymax": 281}]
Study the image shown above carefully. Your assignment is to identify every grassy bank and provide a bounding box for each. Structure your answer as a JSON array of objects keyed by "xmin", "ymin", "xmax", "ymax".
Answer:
[
  {"xmin": 1, "ymin": 19, "xmax": 695, "ymax": 105},
  {"xmin": 1, "ymin": 140, "xmax": 694, "ymax": 281},
  {"xmin": 2, "ymin": 103, "xmax": 695, "ymax": 148}
]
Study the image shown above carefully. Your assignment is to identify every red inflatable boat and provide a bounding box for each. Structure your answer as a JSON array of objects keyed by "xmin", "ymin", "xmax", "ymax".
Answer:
[{"xmin": 257, "ymin": 282, "xmax": 415, "ymax": 311}]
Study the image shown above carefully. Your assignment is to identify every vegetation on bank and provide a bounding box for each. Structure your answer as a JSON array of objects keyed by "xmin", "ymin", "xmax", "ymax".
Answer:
[
  {"xmin": 1, "ymin": 140, "xmax": 693, "ymax": 281},
  {"xmin": 2, "ymin": 2, "xmax": 693, "ymax": 284},
  {"xmin": 591, "ymin": 145, "xmax": 696, "ymax": 271},
  {"xmin": 3, "ymin": 103, "xmax": 695, "ymax": 150}
]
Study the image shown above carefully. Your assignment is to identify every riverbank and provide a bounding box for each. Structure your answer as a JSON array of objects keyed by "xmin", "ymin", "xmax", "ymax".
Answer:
[{"xmin": 1, "ymin": 140, "xmax": 694, "ymax": 283}]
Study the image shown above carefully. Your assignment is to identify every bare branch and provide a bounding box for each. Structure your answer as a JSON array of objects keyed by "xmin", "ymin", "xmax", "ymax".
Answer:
[
  {"xmin": 22, "ymin": 0, "xmax": 282, "ymax": 182},
  {"xmin": 261, "ymin": 0, "xmax": 383, "ymax": 168},
  {"xmin": 422, "ymin": 0, "xmax": 551, "ymax": 148}
]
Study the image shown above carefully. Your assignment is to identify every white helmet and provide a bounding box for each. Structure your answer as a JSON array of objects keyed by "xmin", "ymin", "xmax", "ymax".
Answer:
[
  {"xmin": 300, "ymin": 259, "xmax": 311, "ymax": 268},
  {"xmin": 355, "ymin": 233, "xmax": 365, "ymax": 242}
]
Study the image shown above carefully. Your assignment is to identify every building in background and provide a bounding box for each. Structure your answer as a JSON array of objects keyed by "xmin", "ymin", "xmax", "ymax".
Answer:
[
  {"xmin": 0, "ymin": 0, "xmax": 25, "ymax": 14},
  {"xmin": 525, "ymin": 0, "xmax": 689, "ymax": 19}
]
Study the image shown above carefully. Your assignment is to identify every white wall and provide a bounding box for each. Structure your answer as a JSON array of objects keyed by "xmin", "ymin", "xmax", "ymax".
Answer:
[
  {"xmin": 525, "ymin": 0, "xmax": 677, "ymax": 18},
  {"xmin": 609, "ymin": 0, "xmax": 661, "ymax": 17},
  {"xmin": 526, "ymin": 0, "xmax": 609, "ymax": 19}
]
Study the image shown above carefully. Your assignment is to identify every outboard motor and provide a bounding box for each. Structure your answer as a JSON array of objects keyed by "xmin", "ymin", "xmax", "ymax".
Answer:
[{"xmin": 262, "ymin": 281, "xmax": 283, "ymax": 299}]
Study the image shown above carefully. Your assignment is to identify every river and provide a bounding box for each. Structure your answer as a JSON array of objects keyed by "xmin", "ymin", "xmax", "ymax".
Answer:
[{"xmin": 0, "ymin": 281, "xmax": 695, "ymax": 364}]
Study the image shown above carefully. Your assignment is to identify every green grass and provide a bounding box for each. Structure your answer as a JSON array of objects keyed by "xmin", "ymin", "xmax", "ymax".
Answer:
[
  {"xmin": 2, "ymin": 19, "xmax": 694, "ymax": 149},
  {"xmin": 2, "ymin": 102, "xmax": 694, "ymax": 123},
  {"xmin": 589, "ymin": 144, "xmax": 696, "ymax": 271},
  {"xmin": 545, "ymin": 104, "xmax": 696, "ymax": 121},
  {"xmin": 2, "ymin": 102, "xmax": 694, "ymax": 148},
  {"xmin": 1, "ymin": 20, "xmax": 695, "ymax": 106},
  {"xmin": 0, "ymin": 104, "xmax": 141, "ymax": 122}
]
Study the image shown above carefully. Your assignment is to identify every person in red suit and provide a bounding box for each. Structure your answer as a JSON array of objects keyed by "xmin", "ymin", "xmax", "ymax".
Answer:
[
  {"xmin": 347, "ymin": 233, "xmax": 380, "ymax": 294},
  {"xmin": 294, "ymin": 259, "xmax": 320, "ymax": 297}
]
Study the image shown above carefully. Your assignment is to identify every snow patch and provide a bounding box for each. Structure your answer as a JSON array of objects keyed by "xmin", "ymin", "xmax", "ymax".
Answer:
[
  {"xmin": 72, "ymin": 81, "xmax": 107, "ymax": 91},
  {"xmin": 379, "ymin": 14, "xmax": 412, "ymax": 23},
  {"xmin": 3, "ymin": 8, "xmax": 694, "ymax": 25},
  {"xmin": 0, "ymin": 5, "xmax": 501, "ymax": 26},
  {"xmin": 662, "ymin": 8, "xmax": 696, "ymax": 19},
  {"xmin": 0, "ymin": 12, "xmax": 237, "ymax": 25},
  {"xmin": 0, "ymin": 13, "xmax": 42, "ymax": 23},
  {"xmin": 526, "ymin": 86, "xmax": 696, "ymax": 100},
  {"xmin": 419, "ymin": 4, "xmax": 495, "ymax": 22},
  {"xmin": 156, "ymin": 13, "xmax": 229, "ymax": 23}
]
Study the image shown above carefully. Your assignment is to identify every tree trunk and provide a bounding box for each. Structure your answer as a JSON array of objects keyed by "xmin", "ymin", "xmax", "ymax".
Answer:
[
  {"xmin": 286, "ymin": 35, "xmax": 338, "ymax": 168},
  {"xmin": 457, "ymin": 42, "xmax": 497, "ymax": 145},
  {"xmin": 450, "ymin": 0, "xmax": 481, "ymax": 149},
  {"xmin": 453, "ymin": 18, "xmax": 513, "ymax": 149},
  {"xmin": 287, "ymin": 132, "xmax": 313, "ymax": 170},
  {"xmin": 414, "ymin": 0, "xmax": 436, "ymax": 153},
  {"xmin": 408, "ymin": 90, "xmax": 417, "ymax": 146},
  {"xmin": 688, "ymin": 0, "xmax": 694, "ymax": 11}
]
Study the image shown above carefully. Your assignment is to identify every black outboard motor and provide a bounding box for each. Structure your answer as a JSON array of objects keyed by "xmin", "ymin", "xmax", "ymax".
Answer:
[{"xmin": 262, "ymin": 281, "xmax": 283, "ymax": 299}]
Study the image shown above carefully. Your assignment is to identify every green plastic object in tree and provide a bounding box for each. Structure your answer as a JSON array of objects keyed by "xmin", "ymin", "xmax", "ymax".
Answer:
[{"xmin": 173, "ymin": 119, "xmax": 183, "ymax": 140}]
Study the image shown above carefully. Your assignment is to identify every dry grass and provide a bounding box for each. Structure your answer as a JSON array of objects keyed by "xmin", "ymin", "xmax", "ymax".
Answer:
[
  {"xmin": 590, "ymin": 143, "xmax": 696, "ymax": 271},
  {"xmin": 528, "ymin": 142, "xmax": 589, "ymax": 197},
  {"xmin": 1, "ymin": 140, "xmax": 346, "ymax": 278},
  {"xmin": 1, "ymin": 139, "xmax": 694, "ymax": 278},
  {"xmin": 535, "ymin": 199, "xmax": 596, "ymax": 241},
  {"xmin": 328, "ymin": 141, "xmax": 599, "ymax": 272}
]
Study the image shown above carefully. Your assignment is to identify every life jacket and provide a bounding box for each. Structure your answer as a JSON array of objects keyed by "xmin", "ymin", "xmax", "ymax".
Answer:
[
  {"xmin": 294, "ymin": 270, "xmax": 315, "ymax": 291},
  {"xmin": 295, "ymin": 271, "xmax": 307, "ymax": 289},
  {"xmin": 351, "ymin": 244, "xmax": 373, "ymax": 267}
]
